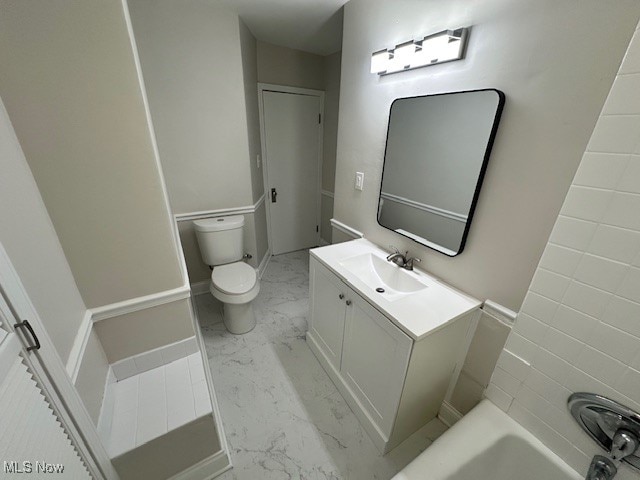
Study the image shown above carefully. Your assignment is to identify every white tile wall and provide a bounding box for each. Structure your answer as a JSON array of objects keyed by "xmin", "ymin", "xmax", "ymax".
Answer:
[{"xmin": 488, "ymin": 22, "xmax": 640, "ymax": 479}]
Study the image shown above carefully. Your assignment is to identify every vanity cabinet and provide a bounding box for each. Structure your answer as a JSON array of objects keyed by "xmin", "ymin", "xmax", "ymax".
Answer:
[
  {"xmin": 308, "ymin": 263, "xmax": 348, "ymax": 370},
  {"xmin": 310, "ymin": 261, "xmax": 412, "ymax": 436},
  {"xmin": 307, "ymin": 254, "xmax": 478, "ymax": 454}
]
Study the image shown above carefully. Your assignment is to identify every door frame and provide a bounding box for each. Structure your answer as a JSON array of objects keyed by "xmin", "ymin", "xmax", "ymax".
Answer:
[
  {"xmin": 257, "ymin": 83, "xmax": 325, "ymax": 255},
  {"xmin": 0, "ymin": 242, "xmax": 118, "ymax": 479}
]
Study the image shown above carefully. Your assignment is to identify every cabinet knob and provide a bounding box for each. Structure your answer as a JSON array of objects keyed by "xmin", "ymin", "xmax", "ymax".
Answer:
[
  {"xmin": 339, "ymin": 294, "xmax": 345, "ymax": 300},
  {"xmin": 346, "ymin": 300, "xmax": 352, "ymax": 306}
]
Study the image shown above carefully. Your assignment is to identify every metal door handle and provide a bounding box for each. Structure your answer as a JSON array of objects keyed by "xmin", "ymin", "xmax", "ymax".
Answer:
[
  {"xmin": 271, "ymin": 188, "xmax": 278, "ymax": 203},
  {"xmin": 14, "ymin": 320, "xmax": 41, "ymax": 351},
  {"xmin": 346, "ymin": 300, "xmax": 352, "ymax": 306},
  {"xmin": 339, "ymin": 294, "xmax": 345, "ymax": 300}
]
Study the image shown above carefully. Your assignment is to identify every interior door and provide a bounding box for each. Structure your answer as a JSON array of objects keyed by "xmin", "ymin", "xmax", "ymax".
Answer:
[
  {"xmin": 263, "ymin": 90, "xmax": 321, "ymax": 255},
  {"xmin": 0, "ymin": 306, "xmax": 90, "ymax": 478}
]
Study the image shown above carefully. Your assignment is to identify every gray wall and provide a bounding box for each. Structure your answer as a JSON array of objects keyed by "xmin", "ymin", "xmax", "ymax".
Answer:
[
  {"xmin": 321, "ymin": 52, "xmax": 342, "ymax": 244},
  {"xmin": 129, "ymin": 0, "xmax": 269, "ymax": 280},
  {"xmin": 128, "ymin": 0, "xmax": 254, "ymax": 212},
  {"xmin": 0, "ymin": 96, "xmax": 110, "ymax": 425},
  {"xmin": 0, "ymin": 98, "xmax": 87, "ymax": 363},
  {"xmin": 239, "ymin": 20, "xmax": 266, "ymax": 206},
  {"xmin": 335, "ymin": 0, "xmax": 640, "ymax": 311},
  {"xmin": 94, "ymin": 299, "xmax": 194, "ymax": 363},
  {"xmin": 257, "ymin": 41, "xmax": 325, "ymax": 90},
  {"xmin": 0, "ymin": 0, "xmax": 184, "ymax": 309}
]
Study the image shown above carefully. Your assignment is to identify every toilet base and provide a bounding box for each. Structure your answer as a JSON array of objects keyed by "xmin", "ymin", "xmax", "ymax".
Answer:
[{"xmin": 222, "ymin": 302, "xmax": 256, "ymax": 334}]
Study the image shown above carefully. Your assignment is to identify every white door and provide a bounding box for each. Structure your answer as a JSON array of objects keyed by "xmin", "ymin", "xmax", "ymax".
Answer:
[
  {"xmin": 341, "ymin": 294, "xmax": 412, "ymax": 437},
  {"xmin": 262, "ymin": 89, "xmax": 321, "ymax": 255},
  {"xmin": 0, "ymin": 305, "xmax": 90, "ymax": 478}
]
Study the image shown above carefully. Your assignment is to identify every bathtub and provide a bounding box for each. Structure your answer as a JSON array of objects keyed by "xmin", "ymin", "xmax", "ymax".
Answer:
[{"xmin": 392, "ymin": 400, "xmax": 581, "ymax": 480}]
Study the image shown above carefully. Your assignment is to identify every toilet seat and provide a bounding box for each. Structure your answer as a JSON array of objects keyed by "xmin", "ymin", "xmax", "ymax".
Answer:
[{"xmin": 211, "ymin": 261, "xmax": 257, "ymax": 295}]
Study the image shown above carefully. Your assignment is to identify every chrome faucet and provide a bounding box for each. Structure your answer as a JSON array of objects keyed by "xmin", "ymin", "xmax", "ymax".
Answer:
[
  {"xmin": 587, "ymin": 455, "xmax": 617, "ymax": 480},
  {"xmin": 386, "ymin": 246, "xmax": 421, "ymax": 271},
  {"xmin": 386, "ymin": 246, "xmax": 407, "ymax": 266},
  {"xmin": 404, "ymin": 256, "xmax": 421, "ymax": 271},
  {"xmin": 586, "ymin": 429, "xmax": 639, "ymax": 480},
  {"xmin": 611, "ymin": 429, "xmax": 639, "ymax": 461}
]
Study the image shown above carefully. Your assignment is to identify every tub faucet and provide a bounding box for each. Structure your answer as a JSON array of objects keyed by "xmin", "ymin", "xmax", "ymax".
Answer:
[
  {"xmin": 586, "ymin": 429, "xmax": 639, "ymax": 480},
  {"xmin": 586, "ymin": 456, "xmax": 617, "ymax": 480}
]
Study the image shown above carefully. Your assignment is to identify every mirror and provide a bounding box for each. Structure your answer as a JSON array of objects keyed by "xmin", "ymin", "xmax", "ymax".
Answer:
[{"xmin": 377, "ymin": 89, "xmax": 504, "ymax": 256}]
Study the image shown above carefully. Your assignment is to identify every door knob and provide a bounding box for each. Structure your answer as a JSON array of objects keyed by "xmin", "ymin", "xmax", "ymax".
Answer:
[{"xmin": 271, "ymin": 188, "xmax": 278, "ymax": 203}]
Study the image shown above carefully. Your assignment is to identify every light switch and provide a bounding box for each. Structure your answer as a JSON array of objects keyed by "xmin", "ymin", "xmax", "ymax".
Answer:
[{"xmin": 355, "ymin": 172, "xmax": 364, "ymax": 191}]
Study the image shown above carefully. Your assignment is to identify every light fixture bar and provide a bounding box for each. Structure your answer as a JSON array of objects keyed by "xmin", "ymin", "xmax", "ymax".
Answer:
[{"xmin": 370, "ymin": 27, "xmax": 469, "ymax": 76}]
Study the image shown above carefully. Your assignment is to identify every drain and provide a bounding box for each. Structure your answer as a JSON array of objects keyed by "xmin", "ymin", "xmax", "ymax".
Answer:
[{"xmin": 376, "ymin": 287, "xmax": 385, "ymax": 293}]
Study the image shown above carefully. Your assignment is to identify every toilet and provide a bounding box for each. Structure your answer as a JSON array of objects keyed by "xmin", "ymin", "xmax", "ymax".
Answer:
[{"xmin": 194, "ymin": 215, "xmax": 259, "ymax": 334}]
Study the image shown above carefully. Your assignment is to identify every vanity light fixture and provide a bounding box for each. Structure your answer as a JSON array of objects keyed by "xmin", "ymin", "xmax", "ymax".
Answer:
[{"xmin": 371, "ymin": 27, "xmax": 469, "ymax": 75}]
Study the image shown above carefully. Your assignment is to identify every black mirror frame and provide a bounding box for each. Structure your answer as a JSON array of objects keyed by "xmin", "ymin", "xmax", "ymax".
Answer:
[{"xmin": 376, "ymin": 88, "xmax": 506, "ymax": 257}]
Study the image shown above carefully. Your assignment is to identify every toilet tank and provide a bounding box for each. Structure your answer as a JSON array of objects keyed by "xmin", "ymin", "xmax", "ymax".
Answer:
[{"xmin": 193, "ymin": 215, "xmax": 244, "ymax": 266}]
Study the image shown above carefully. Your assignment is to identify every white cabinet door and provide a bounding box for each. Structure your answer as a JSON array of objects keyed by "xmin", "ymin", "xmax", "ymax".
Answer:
[
  {"xmin": 341, "ymin": 294, "xmax": 412, "ymax": 437},
  {"xmin": 309, "ymin": 260, "xmax": 348, "ymax": 371}
]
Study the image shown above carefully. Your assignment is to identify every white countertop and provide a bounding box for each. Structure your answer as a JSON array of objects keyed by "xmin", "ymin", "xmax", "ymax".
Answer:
[{"xmin": 310, "ymin": 239, "xmax": 481, "ymax": 341}]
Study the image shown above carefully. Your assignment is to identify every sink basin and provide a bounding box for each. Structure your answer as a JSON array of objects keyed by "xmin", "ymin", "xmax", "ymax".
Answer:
[{"xmin": 339, "ymin": 253, "xmax": 428, "ymax": 295}]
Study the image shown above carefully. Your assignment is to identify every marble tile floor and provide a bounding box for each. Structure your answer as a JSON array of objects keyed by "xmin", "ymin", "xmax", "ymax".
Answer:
[{"xmin": 195, "ymin": 249, "xmax": 447, "ymax": 480}]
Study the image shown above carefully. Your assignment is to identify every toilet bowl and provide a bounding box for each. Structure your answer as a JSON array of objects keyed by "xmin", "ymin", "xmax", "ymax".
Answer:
[
  {"xmin": 210, "ymin": 261, "xmax": 260, "ymax": 334},
  {"xmin": 193, "ymin": 215, "xmax": 260, "ymax": 334}
]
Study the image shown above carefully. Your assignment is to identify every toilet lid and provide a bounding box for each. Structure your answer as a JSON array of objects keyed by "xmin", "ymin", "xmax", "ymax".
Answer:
[{"xmin": 211, "ymin": 262, "xmax": 257, "ymax": 295}]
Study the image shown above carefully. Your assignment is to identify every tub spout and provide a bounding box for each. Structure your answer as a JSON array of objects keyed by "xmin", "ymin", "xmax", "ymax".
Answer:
[
  {"xmin": 610, "ymin": 429, "xmax": 639, "ymax": 461},
  {"xmin": 586, "ymin": 455, "xmax": 617, "ymax": 480}
]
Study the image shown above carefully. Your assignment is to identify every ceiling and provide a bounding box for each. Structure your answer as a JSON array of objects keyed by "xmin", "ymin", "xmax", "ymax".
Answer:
[{"xmin": 216, "ymin": 0, "xmax": 347, "ymax": 56}]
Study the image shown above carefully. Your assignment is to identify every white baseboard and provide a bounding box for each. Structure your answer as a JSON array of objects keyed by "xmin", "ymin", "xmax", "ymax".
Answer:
[
  {"xmin": 190, "ymin": 280, "xmax": 210, "ymax": 296},
  {"xmin": 258, "ymin": 249, "xmax": 272, "ymax": 279},
  {"xmin": 438, "ymin": 401, "xmax": 463, "ymax": 427},
  {"xmin": 330, "ymin": 218, "xmax": 364, "ymax": 239},
  {"xmin": 168, "ymin": 449, "xmax": 231, "ymax": 480}
]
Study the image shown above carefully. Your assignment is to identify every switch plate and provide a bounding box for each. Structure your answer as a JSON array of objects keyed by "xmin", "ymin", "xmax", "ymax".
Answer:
[{"xmin": 355, "ymin": 172, "xmax": 364, "ymax": 191}]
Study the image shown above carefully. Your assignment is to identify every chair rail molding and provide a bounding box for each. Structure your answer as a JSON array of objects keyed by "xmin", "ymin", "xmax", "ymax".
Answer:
[
  {"xmin": 330, "ymin": 218, "xmax": 364, "ymax": 240},
  {"xmin": 174, "ymin": 194, "xmax": 266, "ymax": 223}
]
